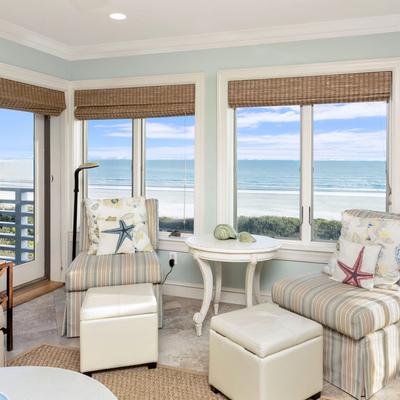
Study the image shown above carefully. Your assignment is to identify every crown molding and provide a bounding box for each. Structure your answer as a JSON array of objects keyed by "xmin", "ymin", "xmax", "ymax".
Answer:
[
  {"xmin": 1, "ymin": 14, "xmax": 400, "ymax": 61},
  {"xmin": 0, "ymin": 19, "xmax": 71, "ymax": 60}
]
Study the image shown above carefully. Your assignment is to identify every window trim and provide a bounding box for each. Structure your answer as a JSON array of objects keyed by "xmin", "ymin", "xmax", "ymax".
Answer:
[
  {"xmin": 217, "ymin": 60, "xmax": 400, "ymax": 262},
  {"xmin": 75, "ymin": 73, "xmax": 206, "ymax": 249}
]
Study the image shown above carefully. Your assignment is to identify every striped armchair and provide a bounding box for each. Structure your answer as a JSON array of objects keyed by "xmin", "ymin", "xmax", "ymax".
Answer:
[
  {"xmin": 62, "ymin": 199, "xmax": 163, "ymax": 338},
  {"xmin": 272, "ymin": 210, "xmax": 400, "ymax": 400}
]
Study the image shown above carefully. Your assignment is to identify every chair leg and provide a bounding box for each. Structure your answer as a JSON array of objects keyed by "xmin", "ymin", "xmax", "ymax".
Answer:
[
  {"xmin": 148, "ymin": 362, "xmax": 157, "ymax": 369},
  {"xmin": 210, "ymin": 385, "xmax": 220, "ymax": 394},
  {"xmin": 309, "ymin": 392, "xmax": 321, "ymax": 399}
]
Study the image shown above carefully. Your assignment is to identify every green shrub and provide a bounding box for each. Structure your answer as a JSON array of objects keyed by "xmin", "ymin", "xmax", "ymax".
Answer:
[
  {"xmin": 159, "ymin": 217, "xmax": 194, "ymax": 233},
  {"xmin": 238, "ymin": 215, "xmax": 301, "ymax": 239},
  {"xmin": 159, "ymin": 215, "xmax": 342, "ymax": 241}
]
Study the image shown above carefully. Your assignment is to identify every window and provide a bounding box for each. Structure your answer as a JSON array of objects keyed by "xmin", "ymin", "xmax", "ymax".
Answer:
[
  {"xmin": 225, "ymin": 70, "xmax": 392, "ymax": 247},
  {"xmin": 0, "ymin": 109, "xmax": 35, "ymax": 264},
  {"xmin": 145, "ymin": 115, "xmax": 195, "ymax": 233},
  {"xmin": 84, "ymin": 115, "xmax": 196, "ymax": 234},
  {"xmin": 236, "ymin": 106, "xmax": 301, "ymax": 239},
  {"xmin": 86, "ymin": 119, "xmax": 133, "ymax": 198},
  {"xmin": 312, "ymin": 102, "xmax": 388, "ymax": 241}
]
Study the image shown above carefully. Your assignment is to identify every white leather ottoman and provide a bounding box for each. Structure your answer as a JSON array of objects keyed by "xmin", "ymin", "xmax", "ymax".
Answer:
[
  {"xmin": 80, "ymin": 283, "xmax": 158, "ymax": 373},
  {"xmin": 209, "ymin": 303, "xmax": 323, "ymax": 400}
]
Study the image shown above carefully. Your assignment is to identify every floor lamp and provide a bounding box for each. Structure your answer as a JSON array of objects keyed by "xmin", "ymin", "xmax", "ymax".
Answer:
[{"xmin": 72, "ymin": 162, "xmax": 99, "ymax": 261}]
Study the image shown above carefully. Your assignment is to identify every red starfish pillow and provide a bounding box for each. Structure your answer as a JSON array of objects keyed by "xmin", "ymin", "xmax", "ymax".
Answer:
[{"xmin": 332, "ymin": 238, "xmax": 382, "ymax": 290}]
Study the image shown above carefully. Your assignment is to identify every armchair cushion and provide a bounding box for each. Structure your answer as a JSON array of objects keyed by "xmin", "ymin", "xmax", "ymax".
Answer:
[
  {"xmin": 66, "ymin": 251, "xmax": 161, "ymax": 292},
  {"xmin": 272, "ymin": 273, "xmax": 400, "ymax": 340}
]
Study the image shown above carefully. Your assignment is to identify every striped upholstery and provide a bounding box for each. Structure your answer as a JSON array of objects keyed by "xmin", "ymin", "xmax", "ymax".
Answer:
[
  {"xmin": 66, "ymin": 251, "xmax": 161, "ymax": 292},
  {"xmin": 273, "ymin": 273, "xmax": 400, "ymax": 399},
  {"xmin": 272, "ymin": 273, "xmax": 400, "ymax": 340},
  {"xmin": 324, "ymin": 324, "xmax": 400, "ymax": 399},
  {"xmin": 63, "ymin": 198, "xmax": 162, "ymax": 338}
]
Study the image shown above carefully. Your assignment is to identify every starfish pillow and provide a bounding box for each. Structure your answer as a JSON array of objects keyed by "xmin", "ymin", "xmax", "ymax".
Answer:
[
  {"xmin": 97, "ymin": 215, "xmax": 137, "ymax": 255},
  {"xmin": 96, "ymin": 209, "xmax": 154, "ymax": 256},
  {"xmin": 332, "ymin": 238, "xmax": 382, "ymax": 290},
  {"xmin": 85, "ymin": 196, "xmax": 153, "ymax": 255}
]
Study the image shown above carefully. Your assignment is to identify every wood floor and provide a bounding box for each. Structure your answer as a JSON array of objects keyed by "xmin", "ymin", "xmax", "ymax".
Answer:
[{"xmin": 13, "ymin": 280, "xmax": 64, "ymax": 307}]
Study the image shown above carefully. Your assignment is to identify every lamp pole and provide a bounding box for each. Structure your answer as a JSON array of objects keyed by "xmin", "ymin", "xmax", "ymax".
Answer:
[{"xmin": 72, "ymin": 163, "xmax": 99, "ymax": 261}]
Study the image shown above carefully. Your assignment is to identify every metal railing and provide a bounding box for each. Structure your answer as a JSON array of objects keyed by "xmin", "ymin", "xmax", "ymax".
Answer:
[{"xmin": 0, "ymin": 187, "xmax": 35, "ymax": 265}]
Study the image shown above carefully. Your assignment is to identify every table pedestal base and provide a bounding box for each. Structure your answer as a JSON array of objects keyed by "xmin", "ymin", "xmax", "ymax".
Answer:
[{"xmin": 192, "ymin": 255, "xmax": 213, "ymax": 336}]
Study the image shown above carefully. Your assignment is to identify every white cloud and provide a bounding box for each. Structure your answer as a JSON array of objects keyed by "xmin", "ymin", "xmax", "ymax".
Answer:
[
  {"xmin": 102, "ymin": 121, "xmax": 194, "ymax": 140},
  {"xmin": 313, "ymin": 129, "xmax": 386, "ymax": 161},
  {"xmin": 145, "ymin": 122, "xmax": 194, "ymax": 140},
  {"xmin": 237, "ymin": 129, "xmax": 386, "ymax": 161},
  {"xmin": 88, "ymin": 147, "xmax": 131, "ymax": 160},
  {"xmin": 93, "ymin": 123, "xmax": 131, "ymax": 130},
  {"xmin": 314, "ymin": 102, "xmax": 387, "ymax": 121},
  {"xmin": 236, "ymin": 102, "xmax": 386, "ymax": 129},
  {"xmin": 146, "ymin": 146, "xmax": 194, "ymax": 160},
  {"xmin": 237, "ymin": 107, "xmax": 299, "ymax": 128}
]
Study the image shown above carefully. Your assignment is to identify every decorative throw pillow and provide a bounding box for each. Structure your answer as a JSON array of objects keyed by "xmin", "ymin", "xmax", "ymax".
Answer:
[
  {"xmin": 323, "ymin": 242, "xmax": 340, "ymax": 276},
  {"xmin": 97, "ymin": 214, "xmax": 137, "ymax": 255},
  {"xmin": 332, "ymin": 237, "xmax": 381, "ymax": 290},
  {"xmin": 85, "ymin": 197, "xmax": 153, "ymax": 254},
  {"xmin": 341, "ymin": 209, "xmax": 400, "ymax": 288}
]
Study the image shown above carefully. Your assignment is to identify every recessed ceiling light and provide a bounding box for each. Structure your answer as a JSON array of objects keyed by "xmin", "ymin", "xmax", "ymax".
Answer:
[{"xmin": 109, "ymin": 13, "xmax": 127, "ymax": 21}]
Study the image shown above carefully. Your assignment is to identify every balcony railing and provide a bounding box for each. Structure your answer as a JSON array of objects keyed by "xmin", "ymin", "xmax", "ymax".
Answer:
[{"xmin": 0, "ymin": 187, "xmax": 35, "ymax": 265}]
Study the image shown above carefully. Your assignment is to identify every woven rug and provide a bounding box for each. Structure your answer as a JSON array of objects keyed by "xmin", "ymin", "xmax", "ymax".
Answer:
[{"xmin": 8, "ymin": 344, "xmax": 332, "ymax": 400}]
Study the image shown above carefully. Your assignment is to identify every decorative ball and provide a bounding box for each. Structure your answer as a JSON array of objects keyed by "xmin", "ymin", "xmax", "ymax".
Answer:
[
  {"xmin": 214, "ymin": 224, "xmax": 237, "ymax": 240},
  {"xmin": 238, "ymin": 231, "xmax": 256, "ymax": 243}
]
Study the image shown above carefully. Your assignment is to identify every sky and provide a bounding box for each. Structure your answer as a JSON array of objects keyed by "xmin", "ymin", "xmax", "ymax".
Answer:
[
  {"xmin": 0, "ymin": 101, "xmax": 387, "ymax": 161},
  {"xmin": 0, "ymin": 108, "xmax": 34, "ymax": 160}
]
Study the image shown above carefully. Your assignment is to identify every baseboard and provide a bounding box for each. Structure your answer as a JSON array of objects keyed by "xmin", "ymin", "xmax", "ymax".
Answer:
[{"xmin": 162, "ymin": 280, "xmax": 272, "ymax": 306}]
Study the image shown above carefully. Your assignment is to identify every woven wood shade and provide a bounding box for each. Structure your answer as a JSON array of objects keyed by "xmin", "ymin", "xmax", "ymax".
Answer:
[
  {"xmin": 0, "ymin": 78, "xmax": 66, "ymax": 116},
  {"xmin": 228, "ymin": 71, "xmax": 392, "ymax": 108},
  {"xmin": 75, "ymin": 84, "xmax": 195, "ymax": 120}
]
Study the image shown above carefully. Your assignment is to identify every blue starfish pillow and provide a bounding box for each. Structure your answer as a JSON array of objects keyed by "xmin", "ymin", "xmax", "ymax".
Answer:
[
  {"xmin": 331, "ymin": 238, "xmax": 381, "ymax": 290},
  {"xmin": 97, "ymin": 215, "xmax": 137, "ymax": 255}
]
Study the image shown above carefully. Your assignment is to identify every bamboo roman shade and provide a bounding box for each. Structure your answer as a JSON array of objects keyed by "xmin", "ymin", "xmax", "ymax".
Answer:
[
  {"xmin": 0, "ymin": 78, "xmax": 66, "ymax": 116},
  {"xmin": 228, "ymin": 71, "xmax": 392, "ymax": 108},
  {"xmin": 74, "ymin": 84, "xmax": 195, "ymax": 120}
]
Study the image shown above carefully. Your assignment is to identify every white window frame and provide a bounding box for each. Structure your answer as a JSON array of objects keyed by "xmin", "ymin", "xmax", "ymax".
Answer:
[
  {"xmin": 75, "ymin": 73, "xmax": 205, "ymax": 252},
  {"xmin": 217, "ymin": 59, "xmax": 400, "ymax": 263}
]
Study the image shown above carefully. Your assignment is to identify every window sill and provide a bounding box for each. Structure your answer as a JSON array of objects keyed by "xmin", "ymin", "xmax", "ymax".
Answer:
[
  {"xmin": 158, "ymin": 234, "xmax": 190, "ymax": 252},
  {"xmin": 276, "ymin": 240, "xmax": 335, "ymax": 264},
  {"xmin": 157, "ymin": 233, "xmax": 335, "ymax": 263}
]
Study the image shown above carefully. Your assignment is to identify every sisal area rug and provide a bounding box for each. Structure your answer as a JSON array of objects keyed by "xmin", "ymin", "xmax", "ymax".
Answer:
[
  {"xmin": 8, "ymin": 344, "xmax": 332, "ymax": 400},
  {"xmin": 8, "ymin": 344, "xmax": 224, "ymax": 400}
]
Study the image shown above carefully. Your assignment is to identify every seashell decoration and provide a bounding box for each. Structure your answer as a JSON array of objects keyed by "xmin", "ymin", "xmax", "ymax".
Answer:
[
  {"xmin": 238, "ymin": 231, "xmax": 256, "ymax": 243},
  {"xmin": 214, "ymin": 224, "xmax": 237, "ymax": 240}
]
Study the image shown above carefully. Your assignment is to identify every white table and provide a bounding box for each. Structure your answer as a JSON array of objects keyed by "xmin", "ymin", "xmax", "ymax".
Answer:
[
  {"xmin": 0, "ymin": 366, "xmax": 117, "ymax": 400},
  {"xmin": 186, "ymin": 234, "xmax": 281, "ymax": 335}
]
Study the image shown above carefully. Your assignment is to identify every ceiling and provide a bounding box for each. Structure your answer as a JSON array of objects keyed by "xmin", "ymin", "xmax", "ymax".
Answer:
[{"xmin": 1, "ymin": 0, "xmax": 400, "ymax": 60}]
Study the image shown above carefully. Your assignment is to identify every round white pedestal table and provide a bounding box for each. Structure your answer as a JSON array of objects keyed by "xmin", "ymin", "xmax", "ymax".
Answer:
[
  {"xmin": 186, "ymin": 234, "xmax": 281, "ymax": 336},
  {"xmin": 0, "ymin": 366, "xmax": 117, "ymax": 400}
]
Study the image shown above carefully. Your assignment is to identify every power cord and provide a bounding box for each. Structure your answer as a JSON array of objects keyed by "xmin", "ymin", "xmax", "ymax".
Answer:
[{"xmin": 161, "ymin": 258, "xmax": 175, "ymax": 285}]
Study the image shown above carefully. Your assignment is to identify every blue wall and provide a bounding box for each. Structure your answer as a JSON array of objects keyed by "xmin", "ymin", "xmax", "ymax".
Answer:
[{"xmin": 2, "ymin": 32, "xmax": 400, "ymax": 293}]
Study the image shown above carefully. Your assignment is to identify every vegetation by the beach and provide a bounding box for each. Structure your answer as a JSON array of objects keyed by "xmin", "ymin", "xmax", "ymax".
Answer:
[
  {"xmin": 160, "ymin": 215, "xmax": 342, "ymax": 241},
  {"xmin": 0, "ymin": 209, "xmax": 34, "ymax": 261},
  {"xmin": 160, "ymin": 217, "xmax": 194, "ymax": 234}
]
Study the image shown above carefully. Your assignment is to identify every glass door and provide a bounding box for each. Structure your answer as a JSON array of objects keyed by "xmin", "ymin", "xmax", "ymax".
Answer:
[{"xmin": 0, "ymin": 109, "xmax": 45, "ymax": 286}]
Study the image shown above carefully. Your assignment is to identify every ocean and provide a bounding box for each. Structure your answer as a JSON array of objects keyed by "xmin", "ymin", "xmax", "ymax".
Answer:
[
  {"xmin": 84, "ymin": 160, "xmax": 386, "ymax": 192},
  {"xmin": 0, "ymin": 159, "xmax": 387, "ymax": 220}
]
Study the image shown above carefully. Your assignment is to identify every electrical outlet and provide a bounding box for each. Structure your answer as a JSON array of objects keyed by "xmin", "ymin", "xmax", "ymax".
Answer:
[{"xmin": 169, "ymin": 252, "xmax": 178, "ymax": 265}]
